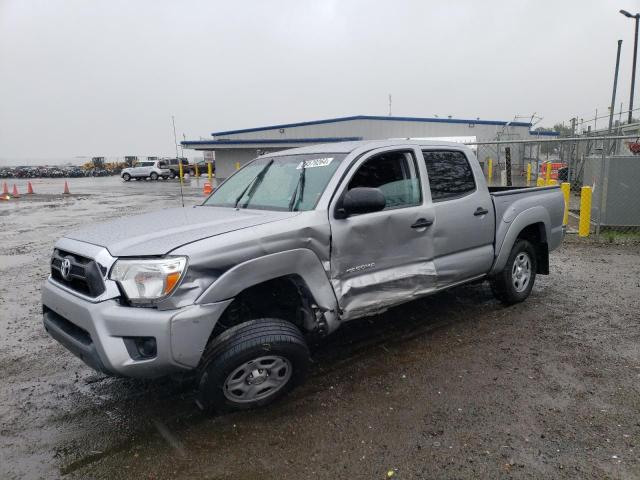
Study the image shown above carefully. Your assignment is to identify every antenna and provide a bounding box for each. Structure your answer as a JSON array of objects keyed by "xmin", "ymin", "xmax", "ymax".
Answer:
[
  {"xmin": 388, "ymin": 94, "xmax": 392, "ymax": 116},
  {"xmin": 172, "ymin": 115, "xmax": 185, "ymax": 208}
]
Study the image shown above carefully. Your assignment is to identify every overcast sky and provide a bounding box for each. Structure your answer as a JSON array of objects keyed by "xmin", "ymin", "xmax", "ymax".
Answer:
[{"xmin": 1, "ymin": 0, "xmax": 640, "ymax": 162}]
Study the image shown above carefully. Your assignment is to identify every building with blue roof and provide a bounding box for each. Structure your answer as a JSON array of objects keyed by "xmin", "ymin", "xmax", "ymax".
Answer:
[{"xmin": 182, "ymin": 114, "xmax": 557, "ymax": 180}]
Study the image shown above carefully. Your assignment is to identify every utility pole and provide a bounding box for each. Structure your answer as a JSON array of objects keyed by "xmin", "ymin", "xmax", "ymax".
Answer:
[
  {"xmin": 597, "ymin": 39, "xmax": 623, "ymax": 237},
  {"xmin": 620, "ymin": 10, "xmax": 639, "ymax": 123},
  {"xmin": 388, "ymin": 94, "xmax": 392, "ymax": 116}
]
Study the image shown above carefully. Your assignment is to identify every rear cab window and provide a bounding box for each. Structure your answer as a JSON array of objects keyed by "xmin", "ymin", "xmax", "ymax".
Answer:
[{"xmin": 421, "ymin": 150, "xmax": 476, "ymax": 202}]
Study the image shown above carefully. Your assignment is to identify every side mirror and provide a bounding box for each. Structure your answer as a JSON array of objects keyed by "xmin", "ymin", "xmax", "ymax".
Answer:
[{"xmin": 338, "ymin": 187, "xmax": 386, "ymax": 218}]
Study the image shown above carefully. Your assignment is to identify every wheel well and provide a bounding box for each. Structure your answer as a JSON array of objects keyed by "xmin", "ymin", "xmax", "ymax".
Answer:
[
  {"xmin": 517, "ymin": 222, "xmax": 549, "ymax": 274},
  {"xmin": 209, "ymin": 275, "xmax": 317, "ymax": 340}
]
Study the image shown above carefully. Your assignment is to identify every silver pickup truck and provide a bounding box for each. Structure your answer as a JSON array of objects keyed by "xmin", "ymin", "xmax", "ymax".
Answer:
[{"xmin": 42, "ymin": 140, "xmax": 564, "ymax": 411}]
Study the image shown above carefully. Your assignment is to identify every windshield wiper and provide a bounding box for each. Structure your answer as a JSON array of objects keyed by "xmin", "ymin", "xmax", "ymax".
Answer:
[
  {"xmin": 233, "ymin": 159, "xmax": 274, "ymax": 209},
  {"xmin": 288, "ymin": 160, "xmax": 307, "ymax": 211}
]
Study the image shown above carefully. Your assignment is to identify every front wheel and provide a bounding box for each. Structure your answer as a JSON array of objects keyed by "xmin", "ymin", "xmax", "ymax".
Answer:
[
  {"xmin": 490, "ymin": 239, "xmax": 537, "ymax": 305},
  {"xmin": 122, "ymin": 173, "xmax": 131, "ymax": 181},
  {"xmin": 196, "ymin": 319, "xmax": 310, "ymax": 413}
]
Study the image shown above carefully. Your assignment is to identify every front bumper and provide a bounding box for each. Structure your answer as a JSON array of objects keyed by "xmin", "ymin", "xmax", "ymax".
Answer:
[{"xmin": 42, "ymin": 278, "xmax": 232, "ymax": 378}]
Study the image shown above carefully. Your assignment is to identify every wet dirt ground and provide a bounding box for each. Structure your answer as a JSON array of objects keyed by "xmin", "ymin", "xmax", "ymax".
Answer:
[{"xmin": 1, "ymin": 177, "xmax": 639, "ymax": 479}]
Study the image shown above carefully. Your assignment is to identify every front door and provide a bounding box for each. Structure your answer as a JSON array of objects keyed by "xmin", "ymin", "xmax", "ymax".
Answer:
[{"xmin": 329, "ymin": 147, "xmax": 436, "ymax": 320}]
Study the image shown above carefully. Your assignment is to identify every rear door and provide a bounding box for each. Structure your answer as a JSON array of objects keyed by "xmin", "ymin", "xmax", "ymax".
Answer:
[
  {"xmin": 420, "ymin": 148, "xmax": 495, "ymax": 286},
  {"xmin": 329, "ymin": 146, "xmax": 436, "ymax": 320}
]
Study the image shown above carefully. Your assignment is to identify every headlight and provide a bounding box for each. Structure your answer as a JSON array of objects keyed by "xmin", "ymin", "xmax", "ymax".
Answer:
[{"xmin": 110, "ymin": 257, "xmax": 187, "ymax": 304}]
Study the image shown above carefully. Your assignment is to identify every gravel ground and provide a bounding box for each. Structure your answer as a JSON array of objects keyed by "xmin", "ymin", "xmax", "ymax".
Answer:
[{"xmin": 1, "ymin": 177, "xmax": 639, "ymax": 479}]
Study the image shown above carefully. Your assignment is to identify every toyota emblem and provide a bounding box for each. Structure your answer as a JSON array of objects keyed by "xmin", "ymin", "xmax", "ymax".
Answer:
[{"xmin": 60, "ymin": 258, "xmax": 72, "ymax": 280}]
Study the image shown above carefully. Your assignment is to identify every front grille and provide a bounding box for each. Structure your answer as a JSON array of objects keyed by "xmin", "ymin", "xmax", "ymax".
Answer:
[{"xmin": 51, "ymin": 249, "xmax": 106, "ymax": 297}]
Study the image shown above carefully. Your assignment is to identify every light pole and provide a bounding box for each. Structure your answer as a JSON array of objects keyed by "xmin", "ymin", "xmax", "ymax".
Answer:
[{"xmin": 620, "ymin": 9, "xmax": 640, "ymax": 123}]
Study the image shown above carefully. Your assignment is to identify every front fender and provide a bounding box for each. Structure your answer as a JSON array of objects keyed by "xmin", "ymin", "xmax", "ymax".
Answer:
[
  {"xmin": 195, "ymin": 248, "xmax": 340, "ymax": 333},
  {"xmin": 490, "ymin": 206, "xmax": 550, "ymax": 275}
]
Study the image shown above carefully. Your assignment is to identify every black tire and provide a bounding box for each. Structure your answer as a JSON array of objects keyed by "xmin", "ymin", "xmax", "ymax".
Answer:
[
  {"xmin": 169, "ymin": 171, "xmax": 176, "ymax": 179},
  {"xmin": 122, "ymin": 173, "xmax": 131, "ymax": 181},
  {"xmin": 196, "ymin": 319, "xmax": 309, "ymax": 413},
  {"xmin": 150, "ymin": 172, "xmax": 158, "ymax": 181},
  {"xmin": 490, "ymin": 239, "xmax": 537, "ymax": 305}
]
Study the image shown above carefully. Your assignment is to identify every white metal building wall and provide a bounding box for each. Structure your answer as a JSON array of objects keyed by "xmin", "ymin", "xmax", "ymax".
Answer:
[{"xmin": 213, "ymin": 118, "xmax": 529, "ymax": 143}]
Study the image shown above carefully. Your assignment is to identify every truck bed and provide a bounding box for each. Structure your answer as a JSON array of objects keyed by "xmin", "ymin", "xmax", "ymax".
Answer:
[
  {"xmin": 489, "ymin": 184, "xmax": 564, "ymax": 260},
  {"xmin": 488, "ymin": 185, "xmax": 559, "ymax": 195}
]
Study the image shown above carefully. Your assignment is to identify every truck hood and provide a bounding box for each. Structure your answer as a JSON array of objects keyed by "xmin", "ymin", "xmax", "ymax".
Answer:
[{"xmin": 64, "ymin": 206, "xmax": 298, "ymax": 256}]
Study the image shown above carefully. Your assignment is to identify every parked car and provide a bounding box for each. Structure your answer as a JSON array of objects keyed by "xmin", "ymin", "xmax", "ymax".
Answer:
[
  {"xmin": 165, "ymin": 158, "xmax": 192, "ymax": 178},
  {"xmin": 43, "ymin": 140, "xmax": 564, "ymax": 412},
  {"xmin": 121, "ymin": 160, "xmax": 171, "ymax": 181}
]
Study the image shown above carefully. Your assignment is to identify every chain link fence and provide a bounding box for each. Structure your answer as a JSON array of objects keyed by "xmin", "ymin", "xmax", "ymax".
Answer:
[{"xmin": 468, "ymin": 134, "xmax": 640, "ymax": 243}]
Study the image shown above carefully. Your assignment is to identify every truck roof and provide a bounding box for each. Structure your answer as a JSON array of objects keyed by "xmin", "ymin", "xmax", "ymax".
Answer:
[{"xmin": 264, "ymin": 139, "xmax": 473, "ymax": 157}]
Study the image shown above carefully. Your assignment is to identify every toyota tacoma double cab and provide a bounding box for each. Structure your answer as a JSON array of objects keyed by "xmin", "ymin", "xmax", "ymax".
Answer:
[{"xmin": 43, "ymin": 140, "xmax": 565, "ymax": 412}]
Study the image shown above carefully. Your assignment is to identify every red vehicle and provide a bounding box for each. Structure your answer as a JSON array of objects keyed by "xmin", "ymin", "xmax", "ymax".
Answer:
[{"xmin": 539, "ymin": 162, "xmax": 566, "ymax": 180}]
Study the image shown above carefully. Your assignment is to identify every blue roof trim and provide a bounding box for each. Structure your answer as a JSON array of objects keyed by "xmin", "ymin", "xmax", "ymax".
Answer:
[
  {"xmin": 182, "ymin": 137, "xmax": 363, "ymax": 146},
  {"xmin": 211, "ymin": 115, "xmax": 532, "ymax": 136},
  {"xmin": 529, "ymin": 130, "xmax": 560, "ymax": 137}
]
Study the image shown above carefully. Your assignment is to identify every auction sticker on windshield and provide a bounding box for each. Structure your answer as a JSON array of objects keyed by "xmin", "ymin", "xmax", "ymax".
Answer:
[{"xmin": 296, "ymin": 157, "xmax": 333, "ymax": 169}]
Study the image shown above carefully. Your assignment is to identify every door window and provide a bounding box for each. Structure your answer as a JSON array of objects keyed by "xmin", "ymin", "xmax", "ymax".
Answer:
[
  {"xmin": 421, "ymin": 150, "xmax": 476, "ymax": 201},
  {"xmin": 348, "ymin": 151, "xmax": 421, "ymax": 210}
]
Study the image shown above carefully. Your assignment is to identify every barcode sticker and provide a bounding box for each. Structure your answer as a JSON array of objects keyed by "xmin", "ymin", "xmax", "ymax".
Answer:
[{"xmin": 296, "ymin": 157, "xmax": 333, "ymax": 169}]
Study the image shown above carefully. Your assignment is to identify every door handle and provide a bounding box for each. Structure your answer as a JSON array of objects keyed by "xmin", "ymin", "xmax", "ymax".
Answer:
[
  {"xmin": 411, "ymin": 218, "xmax": 433, "ymax": 229},
  {"xmin": 474, "ymin": 207, "xmax": 489, "ymax": 216}
]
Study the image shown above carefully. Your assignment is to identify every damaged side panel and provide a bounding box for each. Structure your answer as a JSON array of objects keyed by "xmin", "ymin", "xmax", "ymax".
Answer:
[{"xmin": 332, "ymin": 261, "xmax": 437, "ymax": 320}]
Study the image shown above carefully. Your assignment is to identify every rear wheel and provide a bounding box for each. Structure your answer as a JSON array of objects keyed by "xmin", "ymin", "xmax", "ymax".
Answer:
[
  {"xmin": 150, "ymin": 172, "xmax": 158, "ymax": 181},
  {"xmin": 490, "ymin": 239, "xmax": 537, "ymax": 305},
  {"xmin": 122, "ymin": 173, "xmax": 131, "ymax": 181},
  {"xmin": 196, "ymin": 319, "xmax": 309, "ymax": 413}
]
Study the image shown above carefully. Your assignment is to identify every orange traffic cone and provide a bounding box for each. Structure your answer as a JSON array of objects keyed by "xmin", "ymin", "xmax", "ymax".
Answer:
[
  {"xmin": 12, "ymin": 184, "xmax": 20, "ymax": 198},
  {"xmin": 2, "ymin": 182, "xmax": 8, "ymax": 195},
  {"xmin": 63, "ymin": 181, "xmax": 70, "ymax": 194},
  {"xmin": 203, "ymin": 182, "xmax": 212, "ymax": 195},
  {"xmin": 27, "ymin": 181, "xmax": 34, "ymax": 194}
]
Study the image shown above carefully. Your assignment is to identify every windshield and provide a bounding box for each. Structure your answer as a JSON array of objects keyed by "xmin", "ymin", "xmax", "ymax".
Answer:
[{"xmin": 204, "ymin": 153, "xmax": 346, "ymax": 211}]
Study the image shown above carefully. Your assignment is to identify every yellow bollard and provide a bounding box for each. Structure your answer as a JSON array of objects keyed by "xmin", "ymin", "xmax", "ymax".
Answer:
[
  {"xmin": 548, "ymin": 179, "xmax": 558, "ymax": 186},
  {"xmin": 561, "ymin": 182, "xmax": 570, "ymax": 225},
  {"xmin": 545, "ymin": 162, "xmax": 552, "ymax": 185},
  {"xmin": 235, "ymin": 161, "xmax": 240, "ymax": 170},
  {"xmin": 536, "ymin": 177, "xmax": 545, "ymax": 187},
  {"xmin": 487, "ymin": 158, "xmax": 493, "ymax": 184},
  {"xmin": 178, "ymin": 161, "xmax": 184, "ymax": 183},
  {"xmin": 195, "ymin": 162, "xmax": 199, "ymax": 178},
  {"xmin": 578, "ymin": 186, "xmax": 592, "ymax": 237},
  {"xmin": 207, "ymin": 162, "xmax": 212, "ymax": 181},
  {"xmin": 526, "ymin": 163, "xmax": 532, "ymax": 185}
]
